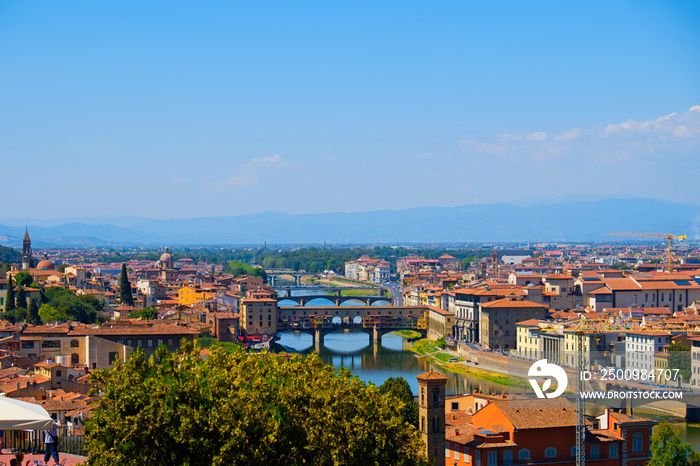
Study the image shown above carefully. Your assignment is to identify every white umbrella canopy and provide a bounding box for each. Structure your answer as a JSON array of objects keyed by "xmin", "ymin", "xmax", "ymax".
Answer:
[{"xmin": 0, "ymin": 396, "xmax": 53, "ymax": 430}]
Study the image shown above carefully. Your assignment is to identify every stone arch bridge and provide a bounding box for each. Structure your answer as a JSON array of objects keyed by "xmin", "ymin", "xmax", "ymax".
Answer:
[{"xmin": 277, "ymin": 305, "xmax": 428, "ymax": 345}]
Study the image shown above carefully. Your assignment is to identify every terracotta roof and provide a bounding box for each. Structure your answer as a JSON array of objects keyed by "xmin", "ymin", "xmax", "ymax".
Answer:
[
  {"xmin": 608, "ymin": 411, "xmax": 653, "ymax": 425},
  {"xmin": 480, "ymin": 298, "xmax": 548, "ymax": 309},
  {"xmin": 489, "ymin": 398, "xmax": 577, "ymax": 429},
  {"xmin": 515, "ymin": 319, "xmax": 542, "ymax": 327},
  {"xmin": 416, "ymin": 371, "xmax": 448, "ymax": 381}
]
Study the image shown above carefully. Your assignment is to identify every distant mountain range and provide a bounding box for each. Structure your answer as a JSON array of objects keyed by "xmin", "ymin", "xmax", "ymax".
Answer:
[{"xmin": 0, "ymin": 199, "xmax": 699, "ymax": 247}]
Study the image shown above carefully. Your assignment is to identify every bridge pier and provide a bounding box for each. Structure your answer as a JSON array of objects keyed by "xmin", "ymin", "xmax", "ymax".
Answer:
[
  {"xmin": 373, "ymin": 327, "xmax": 382, "ymax": 345},
  {"xmin": 314, "ymin": 328, "xmax": 324, "ymax": 345}
]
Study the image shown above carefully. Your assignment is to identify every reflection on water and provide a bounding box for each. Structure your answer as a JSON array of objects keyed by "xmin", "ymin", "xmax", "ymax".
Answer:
[
  {"xmin": 274, "ymin": 331, "xmax": 700, "ymax": 449},
  {"xmin": 275, "ymin": 330, "xmax": 516, "ymax": 399}
]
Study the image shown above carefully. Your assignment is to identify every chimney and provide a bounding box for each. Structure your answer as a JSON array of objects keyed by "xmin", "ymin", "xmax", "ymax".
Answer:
[{"xmin": 455, "ymin": 429, "xmax": 460, "ymax": 436}]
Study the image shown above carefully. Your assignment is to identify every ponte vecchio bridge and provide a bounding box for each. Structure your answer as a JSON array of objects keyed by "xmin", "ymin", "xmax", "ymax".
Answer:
[{"xmin": 276, "ymin": 305, "xmax": 428, "ymax": 346}]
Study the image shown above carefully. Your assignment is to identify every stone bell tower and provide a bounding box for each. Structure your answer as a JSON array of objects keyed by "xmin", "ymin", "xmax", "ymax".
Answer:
[
  {"xmin": 21, "ymin": 228, "xmax": 32, "ymax": 270},
  {"xmin": 417, "ymin": 371, "xmax": 448, "ymax": 466}
]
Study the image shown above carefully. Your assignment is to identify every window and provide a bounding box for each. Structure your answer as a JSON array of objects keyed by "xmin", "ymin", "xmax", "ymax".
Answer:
[
  {"xmin": 42, "ymin": 340, "xmax": 61, "ymax": 348},
  {"xmin": 590, "ymin": 444, "xmax": 599, "ymax": 460},
  {"xmin": 147, "ymin": 339, "xmax": 153, "ymax": 347},
  {"xmin": 503, "ymin": 449, "xmax": 512, "ymax": 465},
  {"xmin": 446, "ymin": 442, "xmax": 450, "ymax": 458},
  {"xmin": 433, "ymin": 387, "xmax": 440, "ymax": 404},
  {"xmin": 71, "ymin": 353, "xmax": 79, "ymax": 364},
  {"xmin": 545, "ymin": 447, "xmax": 556, "ymax": 458},
  {"xmin": 518, "ymin": 449, "xmax": 530, "ymax": 460},
  {"xmin": 70, "ymin": 339, "xmax": 80, "ymax": 348},
  {"xmin": 610, "ymin": 443, "xmax": 619, "ymax": 459},
  {"xmin": 633, "ymin": 433, "xmax": 643, "ymax": 452},
  {"xmin": 22, "ymin": 341, "xmax": 35, "ymax": 349},
  {"xmin": 108, "ymin": 352, "xmax": 119, "ymax": 364},
  {"xmin": 451, "ymin": 402, "xmax": 460, "ymax": 410},
  {"xmin": 488, "ymin": 450, "xmax": 497, "ymax": 466},
  {"xmin": 455, "ymin": 445, "xmax": 460, "ymax": 461}
]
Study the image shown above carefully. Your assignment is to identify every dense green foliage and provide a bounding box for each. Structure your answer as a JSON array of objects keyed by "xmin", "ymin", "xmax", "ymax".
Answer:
[
  {"xmin": 668, "ymin": 342, "xmax": 692, "ymax": 383},
  {"xmin": 15, "ymin": 286, "xmax": 27, "ymax": 309},
  {"xmin": 85, "ymin": 245, "xmax": 501, "ymax": 275},
  {"xmin": 15, "ymin": 271, "xmax": 33, "ymax": 287},
  {"xmin": 0, "ymin": 245, "xmax": 22, "ymax": 264},
  {"xmin": 27, "ymin": 298, "xmax": 40, "ymax": 324},
  {"xmin": 5, "ymin": 276, "xmax": 15, "ymax": 312},
  {"xmin": 224, "ymin": 260, "xmax": 267, "ymax": 281},
  {"xmin": 86, "ymin": 343, "xmax": 428, "ymax": 466},
  {"xmin": 119, "ymin": 263, "xmax": 134, "ymax": 306},
  {"xmin": 379, "ymin": 377, "xmax": 419, "ymax": 428},
  {"xmin": 39, "ymin": 287, "xmax": 103, "ymax": 323},
  {"xmin": 128, "ymin": 307, "xmax": 158, "ymax": 320},
  {"xmin": 649, "ymin": 420, "xmax": 700, "ymax": 466}
]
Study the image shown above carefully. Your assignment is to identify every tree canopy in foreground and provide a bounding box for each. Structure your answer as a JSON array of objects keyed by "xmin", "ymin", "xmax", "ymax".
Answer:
[
  {"xmin": 86, "ymin": 343, "xmax": 428, "ymax": 466},
  {"xmin": 649, "ymin": 420, "xmax": 700, "ymax": 466}
]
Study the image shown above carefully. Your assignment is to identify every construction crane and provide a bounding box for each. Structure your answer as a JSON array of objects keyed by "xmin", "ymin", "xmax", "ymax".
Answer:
[
  {"xmin": 572, "ymin": 319, "xmax": 588, "ymax": 466},
  {"xmin": 609, "ymin": 232, "xmax": 686, "ymax": 273}
]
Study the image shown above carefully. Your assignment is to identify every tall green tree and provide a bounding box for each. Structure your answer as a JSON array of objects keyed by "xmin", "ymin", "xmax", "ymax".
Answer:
[
  {"xmin": 5, "ymin": 275, "xmax": 16, "ymax": 313},
  {"xmin": 649, "ymin": 420, "xmax": 699, "ymax": 466},
  {"xmin": 119, "ymin": 263, "xmax": 134, "ymax": 306},
  {"xmin": 86, "ymin": 344, "xmax": 428, "ymax": 466},
  {"xmin": 379, "ymin": 376, "xmax": 419, "ymax": 428},
  {"xmin": 15, "ymin": 271, "xmax": 33, "ymax": 287},
  {"xmin": 16, "ymin": 286, "xmax": 27, "ymax": 310},
  {"xmin": 668, "ymin": 342, "xmax": 692, "ymax": 383},
  {"xmin": 27, "ymin": 298, "xmax": 40, "ymax": 325}
]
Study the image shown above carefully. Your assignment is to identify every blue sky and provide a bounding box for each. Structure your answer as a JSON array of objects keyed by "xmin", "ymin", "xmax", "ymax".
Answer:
[{"xmin": 1, "ymin": 1, "xmax": 698, "ymax": 219}]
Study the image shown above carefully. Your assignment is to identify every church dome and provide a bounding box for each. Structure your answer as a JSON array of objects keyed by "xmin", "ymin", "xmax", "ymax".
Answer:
[
  {"xmin": 37, "ymin": 254, "xmax": 55, "ymax": 270},
  {"xmin": 160, "ymin": 247, "xmax": 173, "ymax": 263}
]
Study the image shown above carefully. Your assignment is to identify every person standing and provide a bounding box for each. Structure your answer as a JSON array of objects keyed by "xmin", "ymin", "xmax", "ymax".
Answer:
[{"xmin": 43, "ymin": 419, "xmax": 60, "ymax": 465}]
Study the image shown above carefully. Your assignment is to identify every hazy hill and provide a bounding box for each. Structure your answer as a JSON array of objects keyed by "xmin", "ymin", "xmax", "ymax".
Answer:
[{"xmin": 0, "ymin": 198, "xmax": 698, "ymax": 246}]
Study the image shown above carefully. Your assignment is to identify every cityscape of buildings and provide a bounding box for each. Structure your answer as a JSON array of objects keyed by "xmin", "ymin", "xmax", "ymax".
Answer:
[{"xmin": 2, "ymin": 229, "xmax": 700, "ymax": 463}]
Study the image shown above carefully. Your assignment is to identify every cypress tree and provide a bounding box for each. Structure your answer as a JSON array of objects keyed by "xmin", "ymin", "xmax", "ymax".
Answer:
[
  {"xmin": 119, "ymin": 263, "xmax": 134, "ymax": 306},
  {"xmin": 16, "ymin": 285, "xmax": 27, "ymax": 309},
  {"xmin": 28, "ymin": 298, "xmax": 40, "ymax": 324},
  {"xmin": 5, "ymin": 275, "xmax": 15, "ymax": 312}
]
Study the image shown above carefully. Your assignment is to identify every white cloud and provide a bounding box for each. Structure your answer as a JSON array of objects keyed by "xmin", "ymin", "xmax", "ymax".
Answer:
[
  {"xmin": 459, "ymin": 105, "xmax": 699, "ymax": 167},
  {"xmin": 205, "ymin": 153, "xmax": 287, "ymax": 191},
  {"xmin": 245, "ymin": 153, "xmax": 286, "ymax": 168},
  {"xmin": 500, "ymin": 131, "xmax": 548, "ymax": 142},
  {"xmin": 673, "ymin": 125, "xmax": 698, "ymax": 138},
  {"xmin": 555, "ymin": 127, "xmax": 581, "ymax": 141},
  {"xmin": 604, "ymin": 112, "xmax": 679, "ymax": 135}
]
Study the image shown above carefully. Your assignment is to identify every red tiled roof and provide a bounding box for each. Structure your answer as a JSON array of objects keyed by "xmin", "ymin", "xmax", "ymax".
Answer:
[
  {"xmin": 416, "ymin": 371, "xmax": 448, "ymax": 381},
  {"xmin": 480, "ymin": 298, "xmax": 548, "ymax": 309}
]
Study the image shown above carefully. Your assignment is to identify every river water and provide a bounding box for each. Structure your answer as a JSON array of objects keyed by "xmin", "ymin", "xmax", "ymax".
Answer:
[{"xmin": 274, "ymin": 285, "xmax": 700, "ymax": 447}]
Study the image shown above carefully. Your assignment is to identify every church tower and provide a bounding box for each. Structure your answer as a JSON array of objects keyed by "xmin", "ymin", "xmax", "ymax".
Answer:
[
  {"xmin": 21, "ymin": 228, "xmax": 32, "ymax": 270},
  {"xmin": 417, "ymin": 371, "xmax": 448, "ymax": 466}
]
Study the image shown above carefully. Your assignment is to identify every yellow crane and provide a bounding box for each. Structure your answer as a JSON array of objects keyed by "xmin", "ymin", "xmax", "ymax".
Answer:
[{"xmin": 609, "ymin": 232, "xmax": 686, "ymax": 273}]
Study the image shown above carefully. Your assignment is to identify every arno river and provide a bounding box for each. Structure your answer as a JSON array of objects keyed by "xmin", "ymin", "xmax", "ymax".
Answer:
[
  {"xmin": 274, "ymin": 286, "xmax": 700, "ymax": 446},
  {"xmin": 274, "ymin": 329, "xmax": 700, "ymax": 448}
]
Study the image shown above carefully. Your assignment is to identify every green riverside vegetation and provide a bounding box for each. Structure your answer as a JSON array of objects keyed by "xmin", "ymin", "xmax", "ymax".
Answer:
[{"xmin": 86, "ymin": 342, "xmax": 429, "ymax": 466}]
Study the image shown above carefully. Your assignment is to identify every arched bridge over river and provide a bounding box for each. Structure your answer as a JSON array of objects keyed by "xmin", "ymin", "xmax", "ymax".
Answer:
[{"xmin": 276, "ymin": 305, "xmax": 428, "ymax": 345}]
